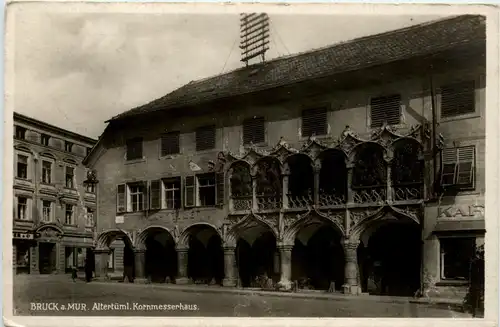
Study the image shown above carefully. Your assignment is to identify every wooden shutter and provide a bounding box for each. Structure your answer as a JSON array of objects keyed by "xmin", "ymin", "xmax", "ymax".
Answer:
[
  {"xmin": 142, "ymin": 181, "xmax": 149, "ymax": 211},
  {"xmin": 117, "ymin": 184, "xmax": 126, "ymax": 213},
  {"xmin": 196, "ymin": 125, "xmax": 216, "ymax": 151},
  {"xmin": 215, "ymin": 172, "xmax": 225, "ymax": 206},
  {"xmin": 440, "ymin": 148, "xmax": 458, "ymax": 187},
  {"xmin": 370, "ymin": 94, "xmax": 401, "ymax": 127},
  {"xmin": 441, "ymin": 81, "xmax": 475, "ymax": 118},
  {"xmin": 150, "ymin": 180, "xmax": 161, "ymax": 210},
  {"xmin": 161, "ymin": 132, "xmax": 180, "ymax": 156},
  {"xmin": 456, "ymin": 146, "xmax": 475, "ymax": 186},
  {"xmin": 243, "ymin": 117, "xmax": 265, "ymax": 145},
  {"xmin": 184, "ymin": 176, "xmax": 196, "ymax": 207},
  {"xmin": 302, "ymin": 107, "xmax": 327, "ymax": 137}
]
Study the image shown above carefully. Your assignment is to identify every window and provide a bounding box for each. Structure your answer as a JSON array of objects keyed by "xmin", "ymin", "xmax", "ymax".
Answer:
[
  {"xmin": 65, "ymin": 204, "xmax": 75, "ymax": 225},
  {"xmin": 441, "ymin": 146, "xmax": 475, "ymax": 189},
  {"xmin": 15, "ymin": 126, "xmax": 27, "ymax": 140},
  {"xmin": 243, "ymin": 117, "xmax": 265, "ymax": 145},
  {"xmin": 196, "ymin": 125, "xmax": 216, "ymax": 151},
  {"xmin": 161, "ymin": 132, "xmax": 180, "ymax": 156},
  {"xmin": 117, "ymin": 183, "xmax": 147, "ymax": 213},
  {"xmin": 440, "ymin": 237, "xmax": 476, "ymax": 280},
  {"xmin": 42, "ymin": 160, "xmax": 52, "ymax": 184},
  {"xmin": 16, "ymin": 154, "xmax": 28, "ymax": 179},
  {"xmin": 16, "ymin": 197, "xmax": 29, "ymax": 220},
  {"xmin": 370, "ymin": 94, "xmax": 401, "ymax": 127},
  {"xmin": 164, "ymin": 178, "xmax": 181, "ymax": 209},
  {"xmin": 184, "ymin": 176, "xmax": 196, "ymax": 208},
  {"xmin": 65, "ymin": 141, "xmax": 73, "ymax": 152},
  {"xmin": 86, "ymin": 183, "xmax": 96, "ymax": 193},
  {"xmin": 126, "ymin": 138, "xmax": 143, "ymax": 160},
  {"xmin": 86, "ymin": 207, "xmax": 94, "ymax": 227},
  {"xmin": 441, "ymin": 81, "xmax": 475, "ymax": 118},
  {"xmin": 41, "ymin": 134, "xmax": 51, "ymax": 146},
  {"xmin": 302, "ymin": 107, "xmax": 327, "ymax": 137},
  {"xmin": 107, "ymin": 249, "xmax": 115, "ymax": 269},
  {"xmin": 198, "ymin": 174, "xmax": 216, "ymax": 206},
  {"xmin": 41, "ymin": 200, "xmax": 53, "ymax": 222},
  {"xmin": 65, "ymin": 166, "xmax": 75, "ymax": 188}
]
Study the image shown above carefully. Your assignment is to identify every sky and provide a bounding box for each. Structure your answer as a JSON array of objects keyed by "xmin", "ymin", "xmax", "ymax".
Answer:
[{"xmin": 12, "ymin": 10, "xmax": 444, "ymax": 139}]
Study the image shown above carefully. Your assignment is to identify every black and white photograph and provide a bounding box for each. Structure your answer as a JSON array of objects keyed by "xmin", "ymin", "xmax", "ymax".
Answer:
[{"xmin": 3, "ymin": 3, "xmax": 499, "ymax": 326}]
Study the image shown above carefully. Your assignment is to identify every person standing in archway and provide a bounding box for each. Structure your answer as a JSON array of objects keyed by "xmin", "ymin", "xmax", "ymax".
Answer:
[{"xmin": 84, "ymin": 258, "xmax": 93, "ymax": 282}]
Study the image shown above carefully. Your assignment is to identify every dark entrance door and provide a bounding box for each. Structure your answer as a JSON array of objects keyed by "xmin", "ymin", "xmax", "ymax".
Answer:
[{"xmin": 39, "ymin": 242, "xmax": 56, "ymax": 274}]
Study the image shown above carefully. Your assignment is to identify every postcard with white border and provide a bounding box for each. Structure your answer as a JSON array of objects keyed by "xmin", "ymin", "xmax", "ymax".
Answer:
[{"xmin": 3, "ymin": 2, "xmax": 499, "ymax": 327}]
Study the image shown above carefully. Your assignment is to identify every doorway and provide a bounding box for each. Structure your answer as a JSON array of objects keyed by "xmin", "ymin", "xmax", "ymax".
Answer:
[{"xmin": 39, "ymin": 242, "xmax": 57, "ymax": 274}]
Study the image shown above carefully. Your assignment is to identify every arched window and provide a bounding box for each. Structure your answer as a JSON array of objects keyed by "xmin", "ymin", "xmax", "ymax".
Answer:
[
  {"xmin": 352, "ymin": 143, "xmax": 386, "ymax": 204},
  {"xmin": 255, "ymin": 157, "xmax": 282, "ymax": 210},
  {"xmin": 318, "ymin": 150, "xmax": 347, "ymax": 206},
  {"xmin": 230, "ymin": 162, "xmax": 252, "ymax": 211},
  {"xmin": 286, "ymin": 155, "xmax": 314, "ymax": 208},
  {"xmin": 392, "ymin": 140, "xmax": 423, "ymax": 201}
]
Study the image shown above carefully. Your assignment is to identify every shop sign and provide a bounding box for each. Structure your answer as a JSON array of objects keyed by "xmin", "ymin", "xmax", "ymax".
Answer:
[
  {"xmin": 13, "ymin": 232, "xmax": 34, "ymax": 240},
  {"xmin": 115, "ymin": 216, "xmax": 124, "ymax": 224},
  {"xmin": 438, "ymin": 205, "xmax": 484, "ymax": 219}
]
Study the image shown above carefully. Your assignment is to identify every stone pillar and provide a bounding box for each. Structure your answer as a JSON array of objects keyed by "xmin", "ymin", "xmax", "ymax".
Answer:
[
  {"xmin": 176, "ymin": 247, "xmax": 189, "ymax": 284},
  {"xmin": 282, "ymin": 174, "xmax": 289, "ymax": 209},
  {"xmin": 386, "ymin": 158, "xmax": 393, "ymax": 202},
  {"xmin": 93, "ymin": 249, "xmax": 109, "ymax": 279},
  {"xmin": 277, "ymin": 245, "xmax": 293, "ymax": 290},
  {"xmin": 342, "ymin": 239, "xmax": 360, "ymax": 295},
  {"xmin": 133, "ymin": 249, "xmax": 146, "ymax": 283},
  {"xmin": 313, "ymin": 165, "xmax": 321, "ymax": 206},
  {"xmin": 222, "ymin": 247, "xmax": 237, "ymax": 287},
  {"xmin": 252, "ymin": 175, "xmax": 258, "ymax": 211},
  {"xmin": 346, "ymin": 165, "xmax": 354, "ymax": 204}
]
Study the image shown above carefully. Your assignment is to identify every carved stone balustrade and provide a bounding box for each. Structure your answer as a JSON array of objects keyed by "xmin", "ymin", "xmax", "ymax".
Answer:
[
  {"xmin": 392, "ymin": 183, "xmax": 423, "ymax": 202},
  {"xmin": 318, "ymin": 191, "xmax": 345, "ymax": 207},
  {"xmin": 257, "ymin": 194, "xmax": 282, "ymax": 211},
  {"xmin": 231, "ymin": 195, "xmax": 253, "ymax": 211},
  {"xmin": 287, "ymin": 192, "xmax": 313, "ymax": 209},
  {"xmin": 352, "ymin": 186, "xmax": 386, "ymax": 205}
]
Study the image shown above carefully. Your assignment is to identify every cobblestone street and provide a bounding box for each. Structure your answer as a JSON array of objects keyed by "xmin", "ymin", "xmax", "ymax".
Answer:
[{"xmin": 13, "ymin": 275, "xmax": 472, "ymax": 317}]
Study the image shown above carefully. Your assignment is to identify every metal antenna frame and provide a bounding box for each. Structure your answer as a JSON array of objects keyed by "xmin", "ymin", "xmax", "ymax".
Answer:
[{"xmin": 240, "ymin": 13, "xmax": 270, "ymax": 67}]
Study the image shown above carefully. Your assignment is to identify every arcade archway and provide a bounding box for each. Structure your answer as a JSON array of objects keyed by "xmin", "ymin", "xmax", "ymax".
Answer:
[
  {"xmin": 140, "ymin": 227, "xmax": 177, "ymax": 283},
  {"xmin": 95, "ymin": 229, "xmax": 135, "ymax": 280}
]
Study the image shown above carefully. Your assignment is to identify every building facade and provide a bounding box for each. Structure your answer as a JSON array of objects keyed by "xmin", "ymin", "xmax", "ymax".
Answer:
[
  {"xmin": 85, "ymin": 15, "xmax": 486, "ymax": 297},
  {"xmin": 13, "ymin": 113, "xmax": 97, "ymax": 275}
]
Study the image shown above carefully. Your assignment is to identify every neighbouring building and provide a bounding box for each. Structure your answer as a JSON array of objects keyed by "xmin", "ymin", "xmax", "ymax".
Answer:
[
  {"xmin": 84, "ymin": 15, "xmax": 486, "ymax": 298},
  {"xmin": 13, "ymin": 112, "xmax": 97, "ymax": 275}
]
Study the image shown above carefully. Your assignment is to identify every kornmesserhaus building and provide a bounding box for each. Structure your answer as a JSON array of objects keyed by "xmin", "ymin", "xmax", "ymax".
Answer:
[
  {"xmin": 84, "ymin": 15, "xmax": 486, "ymax": 298},
  {"xmin": 13, "ymin": 112, "xmax": 97, "ymax": 275}
]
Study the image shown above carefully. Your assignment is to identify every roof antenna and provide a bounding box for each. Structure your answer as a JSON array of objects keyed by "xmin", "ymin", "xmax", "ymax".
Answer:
[{"xmin": 240, "ymin": 13, "xmax": 270, "ymax": 67}]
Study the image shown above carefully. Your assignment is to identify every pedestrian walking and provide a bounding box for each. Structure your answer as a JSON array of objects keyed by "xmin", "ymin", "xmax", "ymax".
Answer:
[{"xmin": 71, "ymin": 265, "xmax": 78, "ymax": 282}]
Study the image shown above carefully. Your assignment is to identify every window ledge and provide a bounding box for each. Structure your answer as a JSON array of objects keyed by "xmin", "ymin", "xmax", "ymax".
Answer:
[
  {"xmin": 436, "ymin": 280, "xmax": 469, "ymax": 287},
  {"xmin": 14, "ymin": 219, "xmax": 34, "ymax": 223},
  {"xmin": 40, "ymin": 183, "xmax": 56, "ymax": 187},
  {"xmin": 160, "ymin": 153, "xmax": 181, "ymax": 160},
  {"xmin": 125, "ymin": 158, "xmax": 146, "ymax": 165},
  {"xmin": 63, "ymin": 224, "xmax": 78, "ymax": 228},
  {"xmin": 195, "ymin": 149, "xmax": 217, "ymax": 155},
  {"xmin": 439, "ymin": 112, "xmax": 480, "ymax": 123},
  {"xmin": 15, "ymin": 178, "xmax": 32, "ymax": 183}
]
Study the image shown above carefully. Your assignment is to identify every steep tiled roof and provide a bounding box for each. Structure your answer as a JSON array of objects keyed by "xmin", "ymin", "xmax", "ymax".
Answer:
[{"xmin": 108, "ymin": 15, "xmax": 486, "ymax": 122}]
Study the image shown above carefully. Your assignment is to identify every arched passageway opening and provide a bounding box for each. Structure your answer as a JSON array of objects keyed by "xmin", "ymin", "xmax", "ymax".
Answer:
[
  {"xmin": 286, "ymin": 155, "xmax": 314, "ymax": 208},
  {"xmin": 185, "ymin": 225, "xmax": 224, "ymax": 285},
  {"xmin": 362, "ymin": 222, "xmax": 421, "ymax": 296},
  {"xmin": 291, "ymin": 225, "xmax": 344, "ymax": 290},
  {"xmin": 97, "ymin": 231, "xmax": 135, "ymax": 281},
  {"xmin": 144, "ymin": 230, "xmax": 177, "ymax": 283},
  {"xmin": 236, "ymin": 231, "xmax": 278, "ymax": 287},
  {"xmin": 319, "ymin": 150, "xmax": 347, "ymax": 205}
]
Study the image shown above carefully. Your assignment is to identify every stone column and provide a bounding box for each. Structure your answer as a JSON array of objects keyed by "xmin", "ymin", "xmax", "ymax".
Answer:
[
  {"xmin": 313, "ymin": 165, "xmax": 321, "ymax": 206},
  {"xmin": 386, "ymin": 158, "xmax": 393, "ymax": 202},
  {"xmin": 93, "ymin": 249, "xmax": 109, "ymax": 279},
  {"xmin": 222, "ymin": 247, "xmax": 237, "ymax": 287},
  {"xmin": 342, "ymin": 239, "xmax": 360, "ymax": 295},
  {"xmin": 282, "ymin": 173, "xmax": 289, "ymax": 209},
  {"xmin": 346, "ymin": 165, "xmax": 354, "ymax": 204},
  {"xmin": 277, "ymin": 245, "xmax": 293, "ymax": 290},
  {"xmin": 133, "ymin": 249, "xmax": 146, "ymax": 283},
  {"xmin": 252, "ymin": 175, "xmax": 258, "ymax": 211},
  {"xmin": 175, "ymin": 247, "xmax": 189, "ymax": 285}
]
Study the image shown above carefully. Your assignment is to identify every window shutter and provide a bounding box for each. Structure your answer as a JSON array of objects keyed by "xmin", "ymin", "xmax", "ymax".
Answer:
[
  {"xmin": 440, "ymin": 148, "xmax": 458, "ymax": 187},
  {"xmin": 196, "ymin": 125, "xmax": 216, "ymax": 151},
  {"xmin": 243, "ymin": 117, "xmax": 265, "ymax": 145},
  {"xmin": 117, "ymin": 184, "xmax": 126, "ymax": 213},
  {"xmin": 215, "ymin": 172, "xmax": 225, "ymax": 206},
  {"xmin": 302, "ymin": 107, "xmax": 327, "ymax": 137},
  {"xmin": 161, "ymin": 132, "xmax": 180, "ymax": 156},
  {"xmin": 184, "ymin": 176, "xmax": 196, "ymax": 207},
  {"xmin": 150, "ymin": 180, "xmax": 161, "ymax": 210},
  {"xmin": 456, "ymin": 146, "xmax": 475, "ymax": 186},
  {"xmin": 441, "ymin": 81, "xmax": 475, "ymax": 118},
  {"xmin": 370, "ymin": 94, "xmax": 401, "ymax": 127},
  {"xmin": 142, "ymin": 181, "xmax": 149, "ymax": 211}
]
